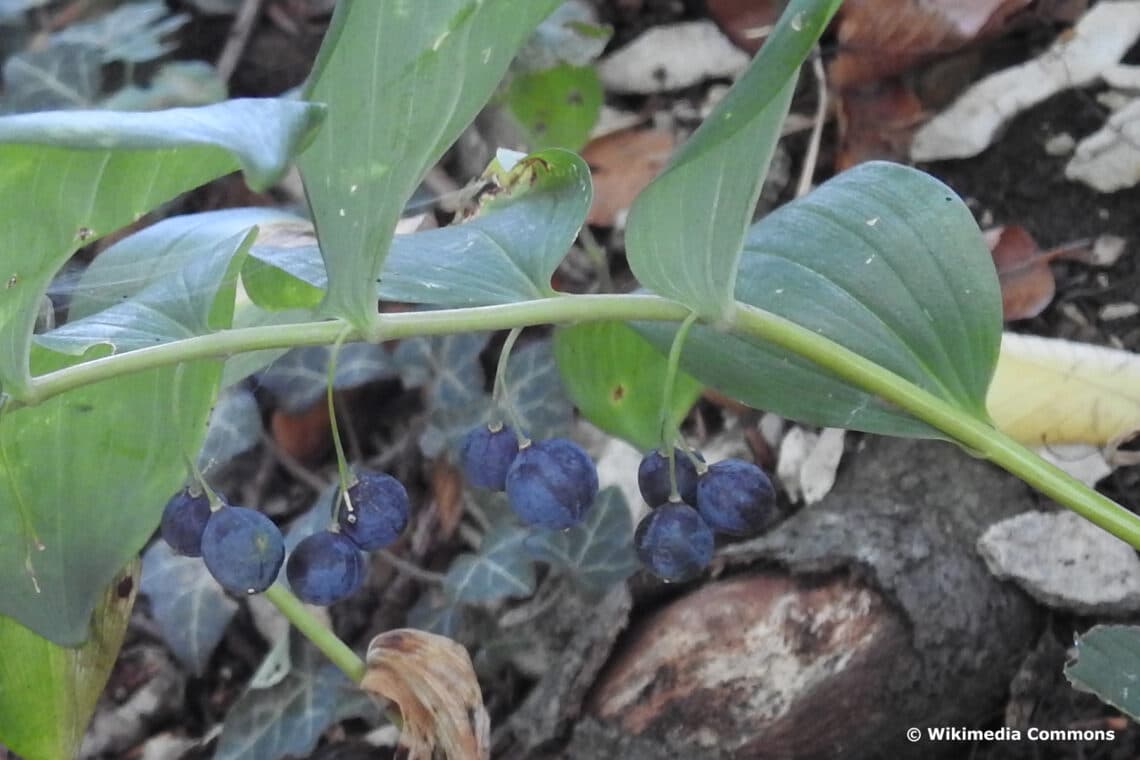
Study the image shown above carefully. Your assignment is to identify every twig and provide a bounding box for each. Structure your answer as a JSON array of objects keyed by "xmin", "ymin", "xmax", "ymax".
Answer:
[
  {"xmin": 216, "ymin": 0, "xmax": 265, "ymax": 83},
  {"xmin": 795, "ymin": 47, "xmax": 828, "ymax": 199},
  {"xmin": 375, "ymin": 549, "xmax": 445, "ymax": 584}
]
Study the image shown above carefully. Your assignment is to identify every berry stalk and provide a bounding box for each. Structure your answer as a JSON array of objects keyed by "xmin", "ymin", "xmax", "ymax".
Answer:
[{"xmin": 263, "ymin": 582, "xmax": 366, "ymax": 682}]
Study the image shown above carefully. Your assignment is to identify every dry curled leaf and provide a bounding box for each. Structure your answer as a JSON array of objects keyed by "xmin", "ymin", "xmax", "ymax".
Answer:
[
  {"xmin": 984, "ymin": 225, "xmax": 1092, "ymax": 321},
  {"xmin": 361, "ymin": 629, "xmax": 490, "ymax": 760},
  {"xmin": 581, "ymin": 127, "xmax": 674, "ymax": 227}
]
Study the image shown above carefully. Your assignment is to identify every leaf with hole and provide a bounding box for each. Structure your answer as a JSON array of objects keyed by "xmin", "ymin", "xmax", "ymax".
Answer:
[
  {"xmin": 637, "ymin": 161, "xmax": 1002, "ymax": 437},
  {"xmin": 555, "ymin": 321, "xmax": 701, "ymax": 450}
]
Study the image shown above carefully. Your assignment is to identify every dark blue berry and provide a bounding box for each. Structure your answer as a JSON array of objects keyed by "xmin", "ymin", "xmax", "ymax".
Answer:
[
  {"xmin": 505, "ymin": 437, "xmax": 598, "ymax": 529},
  {"xmin": 160, "ymin": 489, "xmax": 213, "ymax": 557},
  {"xmin": 634, "ymin": 502, "xmax": 714, "ymax": 582},
  {"xmin": 638, "ymin": 448, "xmax": 704, "ymax": 507},
  {"xmin": 286, "ymin": 531, "xmax": 365, "ymax": 605},
  {"xmin": 201, "ymin": 506, "xmax": 285, "ymax": 594},
  {"xmin": 340, "ymin": 471, "xmax": 410, "ymax": 551},
  {"xmin": 459, "ymin": 424, "xmax": 520, "ymax": 491},
  {"xmin": 696, "ymin": 458, "xmax": 776, "ymax": 536}
]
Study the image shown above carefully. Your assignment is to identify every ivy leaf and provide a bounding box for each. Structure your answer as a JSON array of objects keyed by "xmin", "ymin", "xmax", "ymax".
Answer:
[
  {"xmin": 139, "ymin": 541, "xmax": 238, "ymax": 676},
  {"xmin": 258, "ymin": 342, "xmax": 397, "ymax": 414},
  {"xmin": 444, "ymin": 523, "xmax": 536, "ymax": 603},
  {"xmin": 525, "ymin": 487, "xmax": 637, "ymax": 598},
  {"xmin": 505, "ymin": 339, "xmax": 573, "ymax": 440},
  {"xmin": 197, "ymin": 386, "xmax": 262, "ymax": 471},
  {"xmin": 214, "ymin": 634, "xmax": 375, "ymax": 760}
]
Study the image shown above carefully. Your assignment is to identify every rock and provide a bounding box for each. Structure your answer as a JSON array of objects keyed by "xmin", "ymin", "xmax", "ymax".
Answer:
[{"xmin": 977, "ymin": 510, "xmax": 1140, "ymax": 615}]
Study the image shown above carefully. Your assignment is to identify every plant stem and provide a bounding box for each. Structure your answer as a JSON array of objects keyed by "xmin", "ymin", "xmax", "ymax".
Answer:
[
  {"xmin": 326, "ymin": 326, "xmax": 355, "ymax": 516},
  {"xmin": 18, "ymin": 294, "xmax": 691, "ymax": 407},
  {"xmin": 263, "ymin": 583, "xmax": 366, "ymax": 682},
  {"xmin": 658, "ymin": 312, "xmax": 699, "ymax": 501},
  {"xmin": 491, "ymin": 327, "xmax": 529, "ymax": 443},
  {"xmin": 729, "ymin": 302, "xmax": 1140, "ymax": 549}
]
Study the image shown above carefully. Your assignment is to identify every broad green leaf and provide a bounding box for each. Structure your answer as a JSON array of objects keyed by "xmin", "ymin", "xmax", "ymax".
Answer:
[
  {"xmin": 1, "ymin": 43, "xmax": 102, "ymax": 113},
  {"xmin": 0, "ymin": 205, "xmax": 249, "ymax": 644},
  {"xmin": 52, "ymin": 1, "xmax": 187, "ymax": 65},
  {"xmin": 555, "ymin": 321, "xmax": 702, "ymax": 450},
  {"xmin": 507, "ymin": 64, "xmax": 602, "ymax": 151},
  {"xmin": 249, "ymin": 150, "xmax": 593, "ymax": 308},
  {"xmin": 139, "ymin": 541, "xmax": 237, "ymax": 676},
  {"xmin": 624, "ymin": 0, "xmax": 841, "ymax": 321},
  {"xmin": 0, "ymin": 562, "xmax": 136, "ymax": 760},
  {"xmin": 395, "ymin": 332, "xmax": 490, "ymax": 457},
  {"xmin": 524, "ymin": 487, "xmax": 637, "ymax": 598},
  {"xmin": 444, "ymin": 523, "xmax": 536, "ymax": 603},
  {"xmin": 298, "ymin": 0, "xmax": 563, "ymax": 326},
  {"xmin": 65, "ymin": 207, "xmax": 300, "ymax": 319},
  {"xmin": 638, "ymin": 162, "xmax": 1002, "ymax": 436},
  {"xmin": 35, "ymin": 227, "xmax": 254, "ymax": 355},
  {"xmin": 1065, "ymin": 625, "xmax": 1140, "ymax": 720},
  {"xmin": 0, "ymin": 99, "xmax": 324, "ymax": 397},
  {"xmin": 214, "ymin": 634, "xmax": 377, "ymax": 760}
]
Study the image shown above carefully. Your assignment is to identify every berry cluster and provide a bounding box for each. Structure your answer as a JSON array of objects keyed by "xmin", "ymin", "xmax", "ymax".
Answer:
[
  {"xmin": 160, "ymin": 470, "xmax": 410, "ymax": 605},
  {"xmin": 634, "ymin": 448, "xmax": 776, "ymax": 581},
  {"xmin": 460, "ymin": 423, "xmax": 598, "ymax": 530},
  {"xmin": 459, "ymin": 424, "xmax": 778, "ymax": 584}
]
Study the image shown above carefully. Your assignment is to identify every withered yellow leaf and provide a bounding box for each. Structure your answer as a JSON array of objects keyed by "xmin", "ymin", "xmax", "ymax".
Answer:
[
  {"xmin": 987, "ymin": 332, "xmax": 1140, "ymax": 446},
  {"xmin": 360, "ymin": 628, "xmax": 489, "ymax": 760}
]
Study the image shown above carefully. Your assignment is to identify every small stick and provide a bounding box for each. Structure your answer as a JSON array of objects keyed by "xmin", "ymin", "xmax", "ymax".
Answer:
[{"xmin": 216, "ymin": 0, "xmax": 265, "ymax": 83}]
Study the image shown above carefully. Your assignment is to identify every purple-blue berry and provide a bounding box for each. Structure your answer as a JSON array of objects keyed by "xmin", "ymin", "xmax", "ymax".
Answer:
[
  {"xmin": 339, "ymin": 471, "xmax": 410, "ymax": 551},
  {"xmin": 201, "ymin": 506, "xmax": 285, "ymax": 594},
  {"xmin": 286, "ymin": 531, "xmax": 365, "ymax": 605},
  {"xmin": 459, "ymin": 424, "xmax": 520, "ymax": 491},
  {"xmin": 638, "ymin": 448, "xmax": 704, "ymax": 507},
  {"xmin": 696, "ymin": 458, "xmax": 776, "ymax": 536},
  {"xmin": 160, "ymin": 489, "xmax": 213, "ymax": 557},
  {"xmin": 505, "ymin": 437, "xmax": 598, "ymax": 529},
  {"xmin": 634, "ymin": 502, "xmax": 714, "ymax": 582}
]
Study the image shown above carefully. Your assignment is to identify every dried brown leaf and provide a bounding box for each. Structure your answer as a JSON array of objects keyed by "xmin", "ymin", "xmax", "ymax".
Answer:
[
  {"xmin": 361, "ymin": 629, "xmax": 489, "ymax": 760},
  {"xmin": 984, "ymin": 225, "xmax": 1092, "ymax": 321},
  {"xmin": 581, "ymin": 127, "xmax": 674, "ymax": 227}
]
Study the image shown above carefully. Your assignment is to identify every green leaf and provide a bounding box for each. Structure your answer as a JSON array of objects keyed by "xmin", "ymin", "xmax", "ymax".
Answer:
[
  {"xmin": 1, "ymin": 43, "xmax": 102, "ymax": 113},
  {"xmin": 515, "ymin": 0, "xmax": 611, "ymax": 70},
  {"xmin": 0, "ymin": 99, "xmax": 324, "ymax": 397},
  {"xmin": 507, "ymin": 64, "xmax": 602, "ymax": 151},
  {"xmin": 139, "ymin": 541, "xmax": 237, "ymax": 676},
  {"xmin": 0, "ymin": 202, "xmax": 250, "ymax": 644},
  {"xmin": 624, "ymin": 0, "xmax": 841, "ymax": 321},
  {"xmin": 198, "ymin": 386, "xmax": 262, "ymax": 470},
  {"xmin": 64, "ymin": 207, "xmax": 301, "ymax": 319},
  {"xmin": 1065, "ymin": 625, "xmax": 1140, "ymax": 720},
  {"xmin": 444, "ymin": 523, "xmax": 536, "ymax": 603},
  {"xmin": 248, "ymin": 150, "xmax": 593, "ymax": 308},
  {"xmin": 524, "ymin": 487, "xmax": 637, "ymax": 598},
  {"xmin": 554, "ymin": 321, "xmax": 702, "ymax": 450},
  {"xmin": 35, "ymin": 227, "xmax": 254, "ymax": 355},
  {"xmin": 638, "ymin": 162, "xmax": 1002, "ymax": 436},
  {"xmin": 0, "ymin": 562, "xmax": 136, "ymax": 760},
  {"xmin": 298, "ymin": 0, "xmax": 563, "ymax": 326}
]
